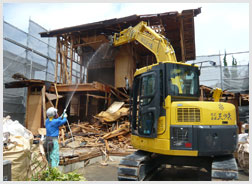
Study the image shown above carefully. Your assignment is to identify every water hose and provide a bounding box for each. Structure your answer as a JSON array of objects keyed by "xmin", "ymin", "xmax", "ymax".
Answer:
[{"xmin": 62, "ymin": 109, "xmax": 74, "ymax": 141}]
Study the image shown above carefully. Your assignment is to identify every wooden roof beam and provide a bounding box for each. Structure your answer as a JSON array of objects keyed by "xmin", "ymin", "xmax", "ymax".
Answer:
[{"xmin": 49, "ymin": 82, "xmax": 110, "ymax": 93}]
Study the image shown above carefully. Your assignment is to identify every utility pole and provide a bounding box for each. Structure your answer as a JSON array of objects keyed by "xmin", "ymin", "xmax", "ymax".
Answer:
[{"xmin": 219, "ymin": 51, "xmax": 223, "ymax": 90}]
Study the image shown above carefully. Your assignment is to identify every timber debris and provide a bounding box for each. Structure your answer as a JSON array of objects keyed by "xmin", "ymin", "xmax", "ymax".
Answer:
[{"xmin": 56, "ymin": 102, "xmax": 135, "ymax": 165}]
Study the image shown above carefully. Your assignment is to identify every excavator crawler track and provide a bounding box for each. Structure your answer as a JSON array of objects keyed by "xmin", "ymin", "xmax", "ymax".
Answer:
[
  {"xmin": 117, "ymin": 150, "xmax": 161, "ymax": 181},
  {"xmin": 211, "ymin": 155, "xmax": 238, "ymax": 181}
]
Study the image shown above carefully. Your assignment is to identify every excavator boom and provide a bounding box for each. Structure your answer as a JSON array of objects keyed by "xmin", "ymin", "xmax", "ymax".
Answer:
[{"xmin": 111, "ymin": 21, "xmax": 177, "ymax": 62}]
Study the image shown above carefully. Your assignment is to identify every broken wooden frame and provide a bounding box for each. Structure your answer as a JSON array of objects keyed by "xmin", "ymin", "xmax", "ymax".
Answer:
[
  {"xmin": 40, "ymin": 8, "xmax": 202, "ymax": 88},
  {"xmin": 55, "ymin": 35, "xmax": 81, "ymax": 84},
  {"xmin": 4, "ymin": 80, "xmax": 118, "ymax": 135}
]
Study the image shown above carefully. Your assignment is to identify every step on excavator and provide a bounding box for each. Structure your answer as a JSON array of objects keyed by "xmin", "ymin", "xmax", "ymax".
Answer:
[{"xmin": 109, "ymin": 21, "xmax": 238, "ymax": 181}]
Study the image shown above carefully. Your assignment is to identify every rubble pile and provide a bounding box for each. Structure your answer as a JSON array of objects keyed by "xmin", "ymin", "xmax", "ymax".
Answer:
[
  {"xmin": 235, "ymin": 124, "xmax": 249, "ymax": 174},
  {"xmin": 57, "ymin": 102, "xmax": 135, "ymax": 165}
]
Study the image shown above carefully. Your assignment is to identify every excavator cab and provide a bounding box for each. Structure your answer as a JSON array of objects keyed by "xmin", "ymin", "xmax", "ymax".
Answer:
[
  {"xmin": 122, "ymin": 62, "xmax": 238, "ymax": 181},
  {"xmin": 131, "ymin": 62, "xmax": 200, "ymax": 139}
]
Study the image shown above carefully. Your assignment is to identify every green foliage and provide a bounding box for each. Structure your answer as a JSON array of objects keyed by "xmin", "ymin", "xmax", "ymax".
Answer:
[
  {"xmin": 31, "ymin": 166, "xmax": 86, "ymax": 181},
  {"xmin": 232, "ymin": 55, "xmax": 237, "ymax": 66},
  {"xmin": 223, "ymin": 50, "xmax": 227, "ymax": 66}
]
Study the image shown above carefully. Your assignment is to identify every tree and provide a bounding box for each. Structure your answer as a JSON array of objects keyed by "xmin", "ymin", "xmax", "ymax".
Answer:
[
  {"xmin": 232, "ymin": 55, "xmax": 237, "ymax": 66},
  {"xmin": 223, "ymin": 50, "xmax": 227, "ymax": 66}
]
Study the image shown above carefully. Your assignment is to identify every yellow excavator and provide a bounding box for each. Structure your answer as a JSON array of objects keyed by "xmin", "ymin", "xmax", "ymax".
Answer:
[{"xmin": 110, "ymin": 21, "xmax": 238, "ymax": 181}]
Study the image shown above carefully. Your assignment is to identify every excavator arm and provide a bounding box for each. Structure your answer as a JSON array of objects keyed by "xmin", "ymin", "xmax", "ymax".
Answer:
[{"xmin": 110, "ymin": 21, "xmax": 177, "ymax": 62}]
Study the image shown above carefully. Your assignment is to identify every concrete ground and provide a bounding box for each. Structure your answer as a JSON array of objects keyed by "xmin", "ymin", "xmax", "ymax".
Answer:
[
  {"xmin": 76, "ymin": 159, "xmax": 119, "ymax": 181},
  {"xmin": 75, "ymin": 158, "xmax": 249, "ymax": 181}
]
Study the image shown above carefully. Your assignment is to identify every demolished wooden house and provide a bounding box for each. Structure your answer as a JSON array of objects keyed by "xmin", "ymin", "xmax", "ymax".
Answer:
[
  {"xmin": 39, "ymin": 8, "xmax": 201, "ymax": 87},
  {"xmin": 5, "ymin": 8, "xmax": 201, "ymax": 133}
]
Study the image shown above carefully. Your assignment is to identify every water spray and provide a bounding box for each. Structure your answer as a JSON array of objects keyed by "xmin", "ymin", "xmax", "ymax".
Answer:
[{"xmin": 62, "ymin": 84, "xmax": 80, "ymax": 142}]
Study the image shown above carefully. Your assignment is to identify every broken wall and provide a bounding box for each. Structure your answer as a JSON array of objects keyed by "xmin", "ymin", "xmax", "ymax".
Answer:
[
  {"xmin": 88, "ymin": 68, "xmax": 115, "ymax": 86},
  {"xmin": 26, "ymin": 86, "xmax": 43, "ymax": 135},
  {"xmin": 114, "ymin": 45, "xmax": 136, "ymax": 88}
]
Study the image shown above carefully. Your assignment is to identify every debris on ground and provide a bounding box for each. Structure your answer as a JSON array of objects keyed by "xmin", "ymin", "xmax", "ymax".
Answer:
[
  {"xmin": 237, "ymin": 137, "xmax": 249, "ymax": 174},
  {"xmin": 95, "ymin": 101, "xmax": 129, "ymax": 122},
  {"xmin": 235, "ymin": 130, "xmax": 249, "ymax": 174},
  {"xmin": 57, "ymin": 102, "xmax": 135, "ymax": 165}
]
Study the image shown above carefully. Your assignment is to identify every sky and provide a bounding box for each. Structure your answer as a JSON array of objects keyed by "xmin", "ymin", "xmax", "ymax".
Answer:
[{"xmin": 2, "ymin": 3, "xmax": 250, "ymax": 64}]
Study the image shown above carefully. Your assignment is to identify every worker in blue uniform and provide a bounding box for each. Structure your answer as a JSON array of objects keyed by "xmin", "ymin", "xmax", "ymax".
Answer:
[{"xmin": 45, "ymin": 107, "xmax": 67, "ymax": 167}]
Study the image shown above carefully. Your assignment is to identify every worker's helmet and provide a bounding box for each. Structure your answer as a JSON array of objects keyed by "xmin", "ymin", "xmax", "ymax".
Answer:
[{"xmin": 46, "ymin": 107, "xmax": 58, "ymax": 118}]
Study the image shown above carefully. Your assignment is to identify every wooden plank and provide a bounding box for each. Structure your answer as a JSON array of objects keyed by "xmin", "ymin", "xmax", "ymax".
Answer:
[
  {"xmin": 55, "ymin": 37, "xmax": 59, "ymax": 82},
  {"xmin": 110, "ymin": 89, "xmax": 123, "ymax": 100},
  {"xmin": 106, "ymin": 101, "xmax": 125, "ymax": 113},
  {"xmin": 199, "ymin": 87, "xmax": 204, "ymax": 101},
  {"xmin": 114, "ymin": 45, "xmax": 135, "ymax": 88},
  {"xmin": 60, "ymin": 128, "xmax": 65, "ymax": 145},
  {"xmin": 105, "ymin": 140, "xmax": 110, "ymax": 152},
  {"xmin": 42, "ymin": 85, "xmax": 46, "ymax": 126},
  {"xmin": 80, "ymin": 35, "xmax": 108, "ymax": 50},
  {"xmin": 86, "ymin": 94, "xmax": 108, "ymax": 99},
  {"xmin": 85, "ymin": 95, "xmax": 89, "ymax": 117},
  {"xmin": 25, "ymin": 87, "xmax": 31, "ymax": 128},
  {"xmin": 46, "ymin": 101, "xmax": 53, "ymax": 110},
  {"xmin": 59, "ymin": 40, "xmax": 63, "ymax": 83},
  {"xmin": 109, "ymin": 84, "xmax": 129, "ymax": 99},
  {"xmin": 179, "ymin": 14, "xmax": 186, "ymax": 62},
  {"xmin": 105, "ymin": 130, "xmax": 128, "ymax": 140},
  {"xmin": 108, "ymin": 93, "xmax": 112, "ymax": 106},
  {"xmin": 26, "ymin": 93, "xmax": 42, "ymax": 135},
  {"xmin": 77, "ymin": 152, "xmax": 102, "ymax": 163},
  {"xmin": 62, "ymin": 42, "xmax": 70, "ymax": 84},
  {"xmin": 59, "ymin": 41, "xmax": 66, "ymax": 83},
  {"xmin": 70, "ymin": 38, "xmax": 73, "ymax": 83},
  {"xmin": 79, "ymin": 55, "xmax": 83, "ymax": 83},
  {"xmin": 109, "ymin": 151, "xmax": 134, "ymax": 156},
  {"xmin": 73, "ymin": 40, "xmax": 103, "ymax": 48},
  {"xmin": 49, "ymin": 82, "xmax": 110, "ymax": 93},
  {"xmin": 102, "ymin": 127, "xmax": 128, "ymax": 139},
  {"xmin": 45, "ymin": 92, "xmax": 54, "ymax": 107},
  {"xmin": 54, "ymin": 83, "xmax": 59, "ymax": 109}
]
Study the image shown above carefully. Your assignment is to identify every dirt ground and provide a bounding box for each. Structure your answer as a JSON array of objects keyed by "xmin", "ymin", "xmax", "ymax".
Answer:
[{"xmin": 75, "ymin": 159, "xmax": 249, "ymax": 181}]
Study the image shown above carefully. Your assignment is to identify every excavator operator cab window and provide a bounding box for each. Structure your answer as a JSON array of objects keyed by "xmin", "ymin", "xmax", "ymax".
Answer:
[
  {"xmin": 140, "ymin": 74, "xmax": 155, "ymax": 106},
  {"xmin": 138, "ymin": 73, "xmax": 156, "ymax": 135},
  {"xmin": 131, "ymin": 70, "xmax": 160, "ymax": 138},
  {"xmin": 168, "ymin": 64, "xmax": 200, "ymax": 97}
]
